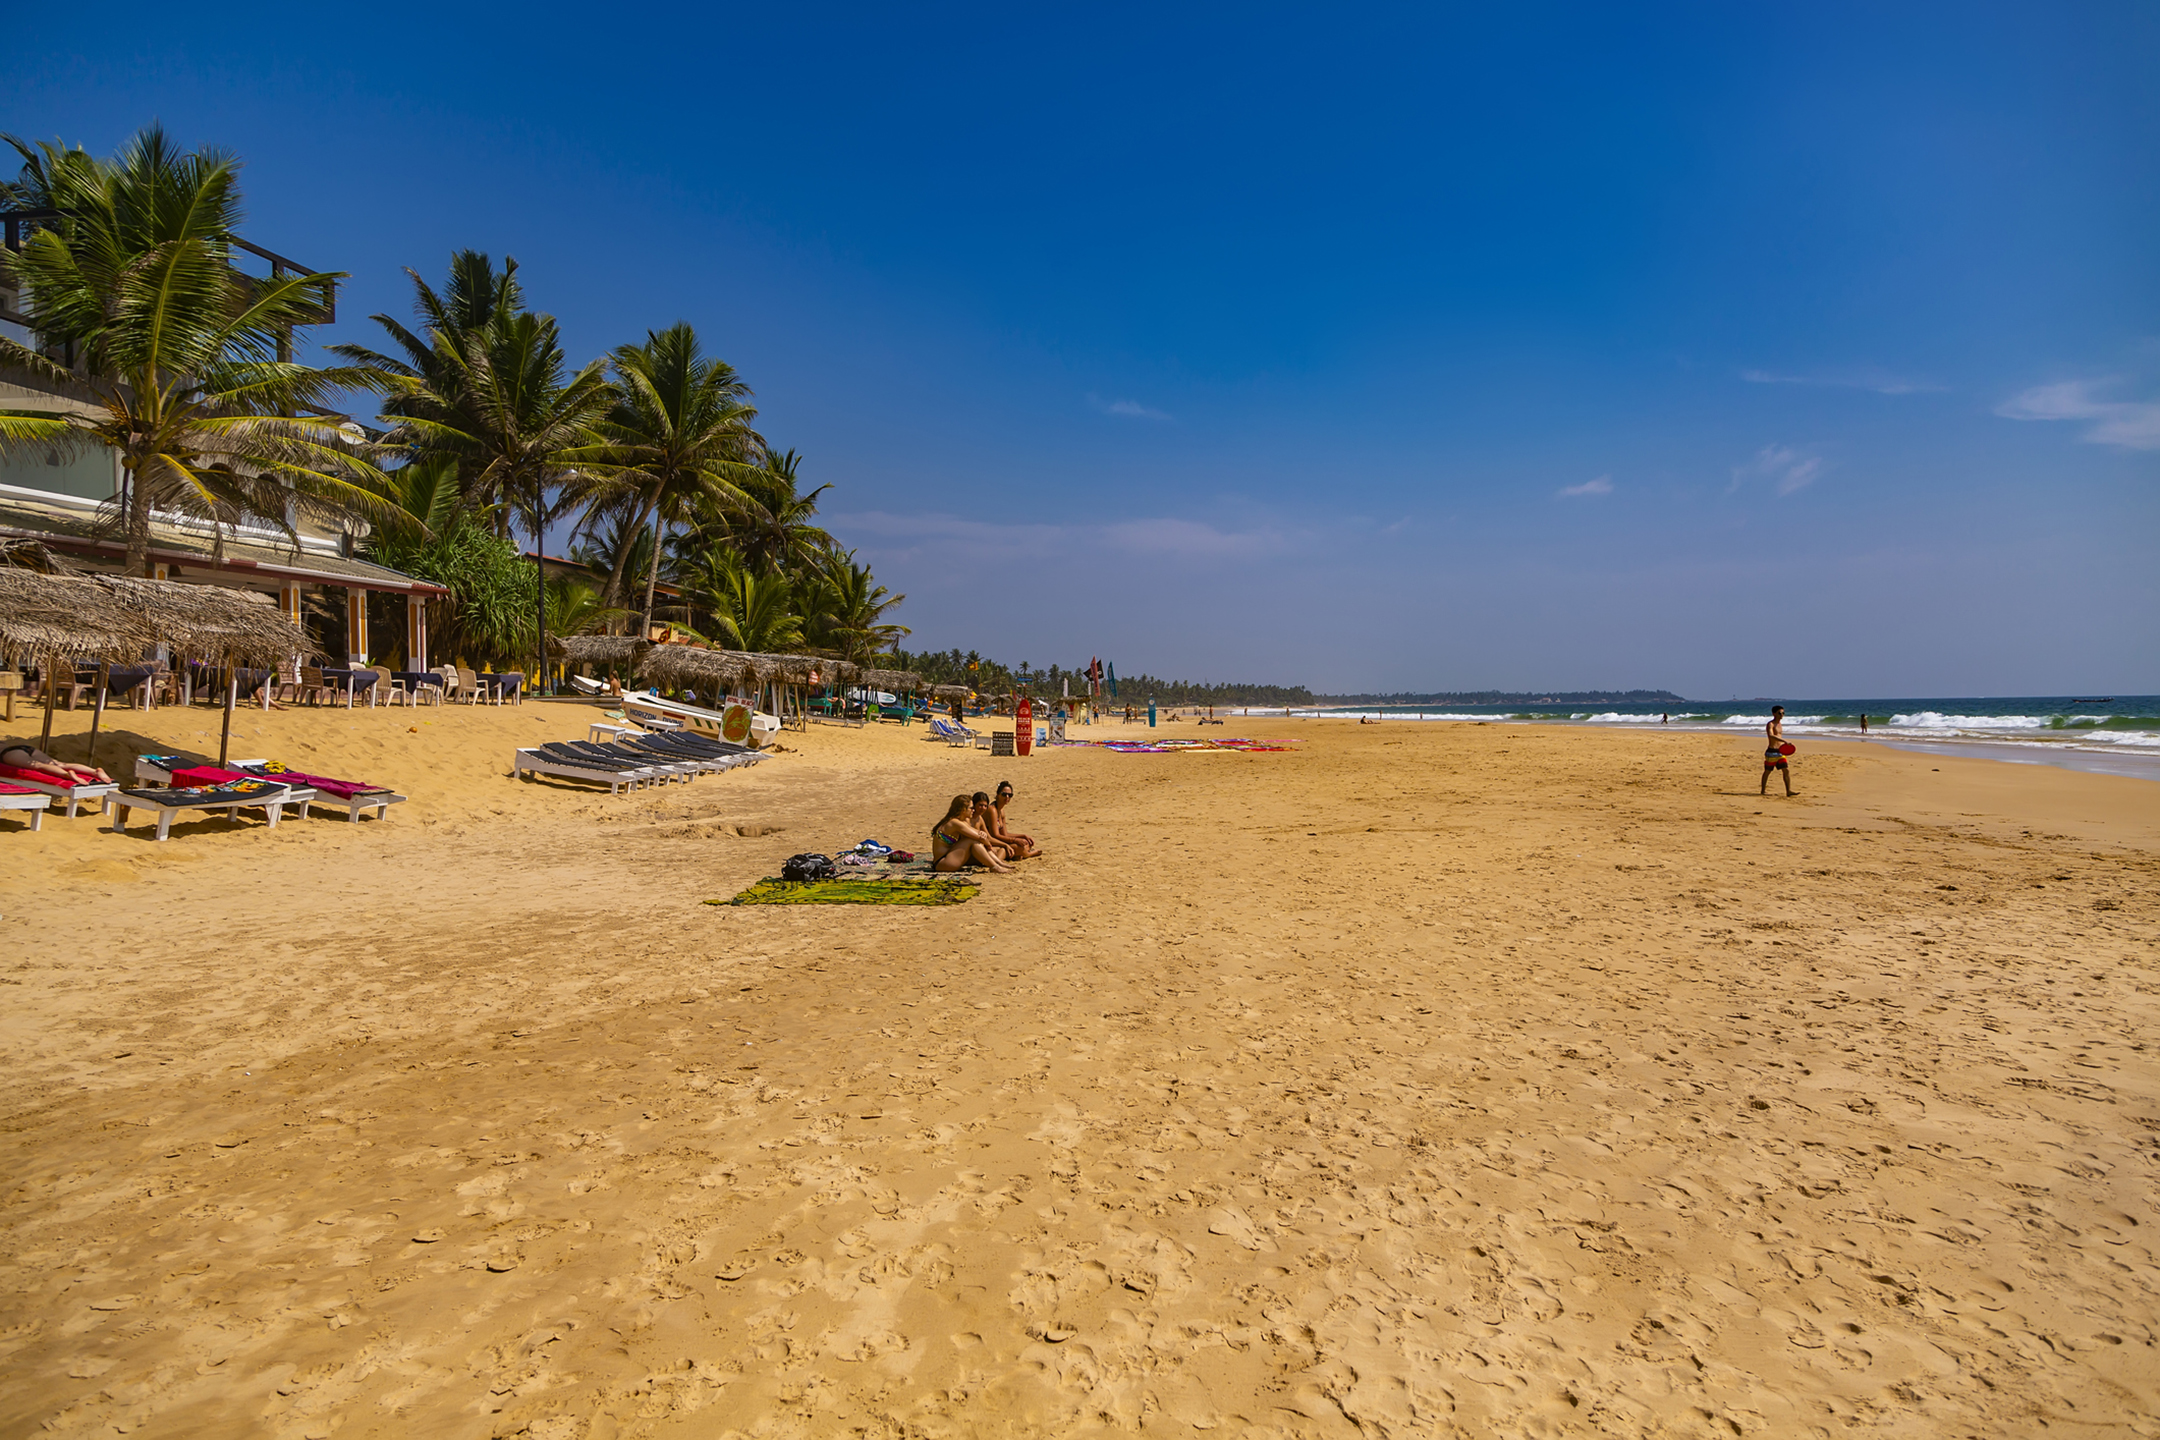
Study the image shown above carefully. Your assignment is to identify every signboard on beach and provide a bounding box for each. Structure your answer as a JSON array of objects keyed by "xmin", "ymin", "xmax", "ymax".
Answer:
[
  {"xmin": 721, "ymin": 703, "xmax": 752, "ymax": 745},
  {"xmin": 1016, "ymin": 696, "xmax": 1033, "ymax": 756}
]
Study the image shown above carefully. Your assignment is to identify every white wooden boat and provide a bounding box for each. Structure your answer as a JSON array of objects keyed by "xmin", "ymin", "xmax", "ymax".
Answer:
[{"xmin": 620, "ymin": 689, "xmax": 781, "ymax": 748}]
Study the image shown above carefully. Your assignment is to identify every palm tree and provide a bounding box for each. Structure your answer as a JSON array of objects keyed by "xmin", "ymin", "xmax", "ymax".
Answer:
[
  {"xmin": 329, "ymin": 250, "xmax": 524, "ymax": 532},
  {"xmin": 352, "ymin": 265, "xmax": 615, "ymax": 683},
  {"xmin": 573, "ymin": 323, "xmax": 764, "ymax": 641},
  {"xmin": 686, "ymin": 546, "xmax": 802, "ymax": 653},
  {"xmin": 731, "ymin": 448, "xmax": 834, "ymax": 577},
  {"xmin": 0, "ymin": 127, "xmax": 397, "ymax": 573},
  {"xmin": 803, "ymin": 549, "xmax": 908, "ymax": 664},
  {"xmin": 544, "ymin": 575, "xmax": 625, "ymax": 639}
]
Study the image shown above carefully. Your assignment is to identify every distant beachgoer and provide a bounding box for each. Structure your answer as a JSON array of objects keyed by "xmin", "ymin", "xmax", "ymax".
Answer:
[
  {"xmin": 985, "ymin": 781, "xmax": 1041, "ymax": 858},
  {"xmin": 0, "ymin": 743, "xmax": 112, "ymax": 785},
  {"xmin": 931, "ymin": 794, "xmax": 1012, "ymax": 873},
  {"xmin": 1661, "ymin": 713, "xmax": 1668, "ymax": 724},
  {"xmin": 1761, "ymin": 705, "xmax": 1794, "ymax": 796},
  {"xmin": 1859, "ymin": 712, "xmax": 1868, "ymax": 734}
]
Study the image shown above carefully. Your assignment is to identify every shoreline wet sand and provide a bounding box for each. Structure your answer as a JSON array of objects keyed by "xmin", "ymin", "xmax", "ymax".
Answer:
[{"xmin": 1, "ymin": 708, "xmax": 2153, "ymax": 1437}]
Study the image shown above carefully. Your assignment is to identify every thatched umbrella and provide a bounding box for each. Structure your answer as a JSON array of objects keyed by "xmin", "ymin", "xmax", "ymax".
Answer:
[
  {"xmin": 856, "ymin": 667, "xmax": 919, "ymax": 693},
  {"xmin": 636, "ymin": 644, "xmax": 758, "ymax": 698},
  {"xmin": 0, "ymin": 568, "xmax": 155, "ymax": 754},
  {"xmin": 96, "ymin": 577, "xmax": 312, "ymax": 766},
  {"xmin": 548, "ymin": 633, "xmax": 649, "ymax": 672}
]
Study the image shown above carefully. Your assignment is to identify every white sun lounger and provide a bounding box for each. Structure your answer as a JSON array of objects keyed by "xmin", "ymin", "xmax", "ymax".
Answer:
[
  {"xmin": 0, "ymin": 772, "xmax": 119, "ymax": 818},
  {"xmin": 511, "ymin": 749, "xmax": 666, "ymax": 795},
  {"xmin": 110, "ymin": 782, "xmax": 297, "ymax": 842},
  {"xmin": 0, "ymin": 787, "xmax": 52, "ymax": 830}
]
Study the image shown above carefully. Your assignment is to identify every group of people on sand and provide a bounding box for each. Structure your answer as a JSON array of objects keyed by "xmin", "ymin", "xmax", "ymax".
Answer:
[{"xmin": 929, "ymin": 781, "xmax": 1042, "ymax": 873}]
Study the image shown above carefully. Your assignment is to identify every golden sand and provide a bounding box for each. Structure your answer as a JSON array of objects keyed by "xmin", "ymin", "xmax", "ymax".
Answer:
[{"xmin": 0, "ymin": 701, "xmax": 2153, "ymax": 1437}]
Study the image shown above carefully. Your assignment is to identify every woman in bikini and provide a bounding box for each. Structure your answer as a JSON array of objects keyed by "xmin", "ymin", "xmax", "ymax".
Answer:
[
  {"xmin": 1761, "ymin": 705, "xmax": 1794, "ymax": 797},
  {"xmin": 931, "ymin": 794, "xmax": 1013, "ymax": 873},
  {"xmin": 0, "ymin": 743, "xmax": 112, "ymax": 785},
  {"xmin": 982, "ymin": 783, "xmax": 1041, "ymax": 859}
]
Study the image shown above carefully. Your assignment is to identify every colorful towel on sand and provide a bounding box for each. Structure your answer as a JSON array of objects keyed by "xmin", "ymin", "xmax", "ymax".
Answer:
[
  {"xmin": 712, "ymin": 872, "xmax": 981, "ymax": 906},
  {"xmin": 1058, "ymin": 737, "xmax": 1295, "ymax": 754}
]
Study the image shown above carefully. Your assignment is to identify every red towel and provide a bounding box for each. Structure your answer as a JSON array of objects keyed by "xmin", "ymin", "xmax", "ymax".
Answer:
[
  {"xmin": 173, "ymin": 765, "xmax": 249, "ymax": 787},
  {"xmin": 0, "ymin": 782, "xmax": 40, "ymax": 796},
  {"xmin": 0, "ymin": 764, "xmax": 74, "ymax": 788}
]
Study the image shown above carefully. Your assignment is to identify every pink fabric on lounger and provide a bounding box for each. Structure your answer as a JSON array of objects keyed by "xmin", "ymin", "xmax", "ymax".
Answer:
[
  {"xmin": 173, "ymin": 765, "xmax": 248, "ymax": 787},
  {"xmin": 0, "ymin": 764, "xmax": 76, "ymax": 788}
]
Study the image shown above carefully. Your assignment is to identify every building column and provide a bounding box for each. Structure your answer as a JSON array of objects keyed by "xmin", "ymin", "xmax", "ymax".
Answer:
[
  {"xmin": 406, "ymin": 593, "xmax": 429, "ymax": 673},
  {"xmin": 278, "ymin": 582, "xmax": 305, "ymax": 687},
  {"xmin": 346, "ymin": 587, "xmax": 369, "ymax": 666}
]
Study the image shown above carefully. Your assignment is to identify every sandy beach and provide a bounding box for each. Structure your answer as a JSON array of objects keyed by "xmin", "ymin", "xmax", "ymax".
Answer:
[{"xmin": 0, "ymin": 703, "xmax": 2153, "ymax": 1438}]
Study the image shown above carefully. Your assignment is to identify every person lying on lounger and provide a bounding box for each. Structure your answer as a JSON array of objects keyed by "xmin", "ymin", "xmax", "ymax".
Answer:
[
  {"xmin": 0, "ymin": 743, "xmax": 112, "ymax": 784},
  {"xmin": 931, "ymin": 794, "xmax": 1013, "ymax": 873},
  {"xmin": 979, "ymin": 784, "xmax": 1041, "ymax": 859}
]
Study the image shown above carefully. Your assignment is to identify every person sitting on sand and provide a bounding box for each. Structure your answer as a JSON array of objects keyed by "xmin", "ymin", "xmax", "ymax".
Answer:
[
  {"xmin": 931, "ymin": 795, "xmax": 1013, "ymax": 873},
  {"xmin": 977, "ymin": 785, "xmax": 1041, "ymax": 859},
  {"xmin": 1761, "ymin": 705, "xmax": 1795, "ymax": 797},
  {"xmin": 0, "ymin": 742, "xmax": 112, "ymax": 785}
]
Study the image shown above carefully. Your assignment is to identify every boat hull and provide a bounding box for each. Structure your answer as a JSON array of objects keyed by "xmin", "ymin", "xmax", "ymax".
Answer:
[{"xmin": 622, "ymin": 691, "xmax": 781, "ymax": 747}]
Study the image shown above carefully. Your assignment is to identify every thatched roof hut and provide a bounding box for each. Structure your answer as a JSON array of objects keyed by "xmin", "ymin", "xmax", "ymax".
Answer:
[
  {"xmin": 764, "ymin": 654, "xmax": 856, "ymax": 686},
  {"xmin": 549, "ymin": 633, "xmax": 648, "ymax": 669},
  {"xmin": 0, "ymin": 567, "xmax": 154, "ymax": 662},
  {"xmin": 856, "ymin": 667, "xmax": 920, "ymax": 692},
  {"xmin": 930, "ymin": 683, "xmax": 970, "ymax": 700},
  {"xmin": 637, "ymin": 645, "xmax": 761, "ymax": 692},
  {"xmin": 97, "ymin": 576, "xmax": 311, "ymax": 666}
]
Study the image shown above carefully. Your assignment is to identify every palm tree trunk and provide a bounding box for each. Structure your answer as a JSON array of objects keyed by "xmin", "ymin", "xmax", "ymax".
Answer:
[
  {"xmin": 639, "ymin": 519, "xmax": 664, "ymax": 644},
  {"xmin": 123, "ymin": 464, "xmax": 151, "ymax": 576},
  {"xmin": 532, "ymin": 480, "xmax": 548, "ymax": 693},
  {"xmin": 603, "ymin": 494, "xmax": 658, "ymax": 629}
]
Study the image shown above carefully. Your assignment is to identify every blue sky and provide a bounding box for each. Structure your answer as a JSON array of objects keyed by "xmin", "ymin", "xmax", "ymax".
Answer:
[{"xmin": 16, "ymin": 2, "xmax": 2157, "ymax": 697}]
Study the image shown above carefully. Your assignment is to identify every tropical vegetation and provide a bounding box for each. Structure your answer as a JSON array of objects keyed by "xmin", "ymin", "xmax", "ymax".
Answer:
[{"xmin": 1, "ymin": 124, "xmax": 1302, "ymax": 699}]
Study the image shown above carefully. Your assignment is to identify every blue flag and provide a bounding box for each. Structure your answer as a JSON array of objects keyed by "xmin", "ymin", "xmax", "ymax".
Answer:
[{"xmin": 1108, "ymin": 662, "xmax": 1118, "ymax": 698}]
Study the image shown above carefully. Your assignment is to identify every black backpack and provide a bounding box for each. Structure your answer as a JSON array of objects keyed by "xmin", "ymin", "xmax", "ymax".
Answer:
[{"xmin": 781, "ymin": 852, "xmax": 836, "ymax": 883}]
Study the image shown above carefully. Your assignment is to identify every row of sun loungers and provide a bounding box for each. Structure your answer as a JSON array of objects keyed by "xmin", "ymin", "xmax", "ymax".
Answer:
[
  {"xmin": 0, "ymin": 754, "xmax": 407, "ymax": 842},
  {"xmin": 512, "ymin": 728, "xmax": 766, "ymax": 794}
]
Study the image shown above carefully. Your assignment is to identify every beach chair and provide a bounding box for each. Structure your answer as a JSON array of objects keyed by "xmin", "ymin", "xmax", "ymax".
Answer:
[
  {"xmin": 457, "ymin": 666, "xmax": 494, "ymax": 705},
  {"xmin": 371, "ymin": 666, "xmax": 413, "ymax": 708},
  {"xmin": 109, "ymin": 777, "xmax": 296, "ymax": 842},
  {"xmin": 0, "ymin": 783, "xmax": 51, "ymax": 831},
  {"xmin": 234, "ymin": 764, "xmax": 404, "ymax": 822},
  {"xmin": 549, "ymin": 740, "xmax": 697, "ymax": 783},
  {"xmin": 0, "ymin": 764, "xmax": 119, "ymax": 819},
  {"xmin": 929, "ymin": 718, "xmax": 974, "ymax": 748},
  {"xmin": 512, "ymin": 747, "xmax": 664, "ymax": 794},
  {"xmin": 620, "ymin": 733, "xmax": 749, "ymax": 774}
]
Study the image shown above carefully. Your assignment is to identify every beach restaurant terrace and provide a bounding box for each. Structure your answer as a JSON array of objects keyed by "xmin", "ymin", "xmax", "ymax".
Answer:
[{"xmin": 0, "ymin": 481, "xmax": 448, "ymax": 670}]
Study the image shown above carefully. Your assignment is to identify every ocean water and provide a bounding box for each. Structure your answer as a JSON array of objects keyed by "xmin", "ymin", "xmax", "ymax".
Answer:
[{"xmin": 1249, "ymin": 697, "xmax": 2160, "ymax": 780}]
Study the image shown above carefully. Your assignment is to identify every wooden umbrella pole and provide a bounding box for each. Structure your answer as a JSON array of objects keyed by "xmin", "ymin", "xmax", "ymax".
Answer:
[
  {"xmin": 86, "ymin": 660, "xmax": 110, "ymax": 767},
  {"xmin": 219, "ymin": 668, "xmax": 237, "ymax": 767},
  {"xmin": 38, "ymin": 654, "xmax": 59, "ymax": 751}
]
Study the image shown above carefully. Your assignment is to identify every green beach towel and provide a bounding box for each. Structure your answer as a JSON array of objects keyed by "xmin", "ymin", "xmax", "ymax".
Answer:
[{"xmin": 713, "ymin": 872, "xmax": 981, "ymax": 906}]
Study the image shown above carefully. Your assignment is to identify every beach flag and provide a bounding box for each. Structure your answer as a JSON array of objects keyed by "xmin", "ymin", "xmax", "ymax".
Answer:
[{"xmin": 1108, "ymin": 662, "xmax": 1118, "ymax": 698}]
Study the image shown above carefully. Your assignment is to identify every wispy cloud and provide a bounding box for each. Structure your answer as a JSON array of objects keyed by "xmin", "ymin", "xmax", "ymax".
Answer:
[
  {"xmin": 1994, "ymin": 378, "xmax": 2160, "ymax": 451},
  {"xmin": 1558, "ymin": 475, "xmax": 1613, "ymax": 498},
  {"xmin": 1741, "ymin": 368, "xmax": 1945, "ymax": 395},
  {"xmin": 1088, "ymin": 393, "xmax": 1171, "ymax": 420},
  {"xmin": 829, "ymin": 510, "xmax": 1283, "ymax": 564},
  {"xmin": 1731, "ymin": 444, "xmax": 1824, "ymax": 496}
]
